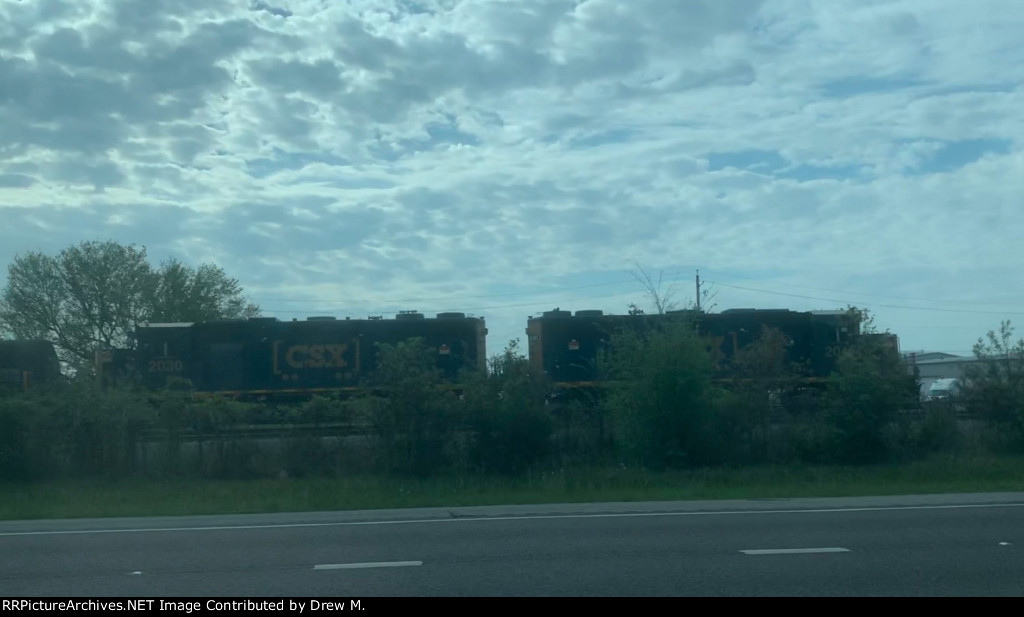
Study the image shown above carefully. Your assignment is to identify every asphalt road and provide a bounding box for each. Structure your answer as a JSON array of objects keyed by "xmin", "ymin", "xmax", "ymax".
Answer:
[{"xmin": 1, "ymin": 493, "xmax": 1022, "ymax": 597}]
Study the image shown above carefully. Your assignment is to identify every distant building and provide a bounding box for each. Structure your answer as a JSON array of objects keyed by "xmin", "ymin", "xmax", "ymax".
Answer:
[
  {"xmin": 904, "ymin": 352, "xmax": 979, "ymax": 399},
  {"xmin": 903, "ymin": 351, "xmax": 961, "ymax": 363}
]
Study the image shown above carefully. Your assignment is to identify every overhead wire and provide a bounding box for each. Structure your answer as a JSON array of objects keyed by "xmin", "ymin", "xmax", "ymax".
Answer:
[
  {"xmin": 712, "ymin": 281, "xmax": 1024, "ymax": 317},
  {"xmin": 249, "ymin": 277, "xmax": 639, "ymax": 305},
  {"xmin": 259, "ymin": 288, "xmax": 640, "ymax": 316},
  {"xmin": 251, "ymin": 266, "xmax": 1024, "ymax": 323},
  {"xmin": 699, "ymin": 268, "xmax": 1024, "ymax": 308}
]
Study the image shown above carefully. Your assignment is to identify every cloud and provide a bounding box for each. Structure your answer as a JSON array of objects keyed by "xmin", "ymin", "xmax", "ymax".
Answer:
[
  {"xmin": 1, "ymin": 0, "xmax": 1023, "ymax": 355},
  {"xmin": 0, "ymin": 173, "xmax": 35, "ymax": 188}
]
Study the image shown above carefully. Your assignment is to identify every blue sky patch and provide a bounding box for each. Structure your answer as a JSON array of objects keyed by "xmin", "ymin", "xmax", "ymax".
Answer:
[
  {"xmin": 568, "ymin": 128, "xmax": 636, "ymax": 149},
  {"xmin": 776, "ymin": 163, "xmax": 865, "ymax": 182},
  {"xmin": 912, "ymin": 138, "xmax": 1011, "ymax": 174},
  {"xmin": 707, "ymin": 149, "xmax": 788, "ymax": 173},
  {"xmin": 819, "ymin": 75, "xmax": 923, "ymax": 98},
  {"xmin": 245, "ymin": 149, "xmax": 349, "ymax": 178}
]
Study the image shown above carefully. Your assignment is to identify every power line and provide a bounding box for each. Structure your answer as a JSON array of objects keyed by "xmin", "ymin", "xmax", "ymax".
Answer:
[
  {"xmin": 701, "ymin": 268, "xmax": 1024, "ymax": 308},
  {"xmin": 248, "ymin": 278, "xmax": 639, "ymax": 305},
  {"xmin": 886, "ymin": 325, "xmax": 989, "ymax": 331},
  {"xmin": 250, "ymin": 265, "xmax": 1024, "ymax": 320},
  {"xmin": 713, "ymin": 281, "xmax": 1024, "ymax": 317},
  {"xmin": 259, "ymin": 287, "xmax": 641, "ymax": 316}
]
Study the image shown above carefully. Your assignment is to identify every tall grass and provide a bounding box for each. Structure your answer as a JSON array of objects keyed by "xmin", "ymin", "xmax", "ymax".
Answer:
[{"xmin": 3, "ymin": 454, "xmax": 1024, "ymax": 521}]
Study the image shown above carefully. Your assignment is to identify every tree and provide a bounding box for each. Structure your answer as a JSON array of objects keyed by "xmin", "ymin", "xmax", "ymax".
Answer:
[
  {"xmin": 470, "ymin": 339, "xmax": 553, "ymax": 474},
  {"xmin": 961, "ymin": 321, "xmax": 1024, "ymax": 439},
  {"xmin": 1, "ymin": 242, "xmax": 154, "ymax": 367},
  {"xmin": 0, "ymin": 241, "xmax": 259, "ymax": 368},
  {"xmin": 487, "ymin": 338, "xmax": 529, "ymax": 380},
  {"xmin": 825, "ymin": 332, "xmax": 915, "ymax": 463},
  {"xmin": 846, "ymin": 305, "xmax": 878, "ymax": 333},
  {"xmin": 630, "ymin": 264, "xmax": 718, "ymax": 315},
  {"xmin": 149, "ymin": 258, "xmax": 259, "ymax": 323},
  {"xmin": 600, "ymin": 318, "xmax": 728, "ymax": 468},
  {"xmin": 630, "ymin": 263, "xmax": 679, "ymax": 314},
  {"xmin": 718, "ymin": 326, "xmax": 802, "ymax": 463},
  {"xmin": 365, "ymin": 338, "xmax": 457, "ymax": 475}
]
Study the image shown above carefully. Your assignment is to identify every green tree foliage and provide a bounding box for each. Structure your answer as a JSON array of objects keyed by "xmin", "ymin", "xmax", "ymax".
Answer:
[
  {"xmin": 0, "ymin": 242, "xmax": 153, "ymax": 367},
  {"xmin": 363, "ymin": 338, "xmax": 461, "ymax": 475},
  {"xmin": 149, "ymin": 258, "xmax": 259, "ymax": 323},
  {"xmin": 728, "ymin": 325, "xmax": 802, "ymax": 462},
  {"xmin": 825, "ymin": 332, "xmax": 916, "ymax": 463},
  {"xmin": 464, "ymin": 339, "xmax": 553, "ymax": 474},
  {"xmin": 0, "ymin": 378, "xmax": 154, "ymax": 479},
  {"xmin": 731, "ymin": 325, "xmax": 800, "ymax": 386},
  {"xmin": 961, "ymin": 321, "xmax": 1024, "ymax": 445},
  {"xmin": 0, "ymin": 241, "xmax": 258, "ymax": 367},
  {"xmin": 600, "ymin": 318, "xmax": 729, "ymax": 469}
]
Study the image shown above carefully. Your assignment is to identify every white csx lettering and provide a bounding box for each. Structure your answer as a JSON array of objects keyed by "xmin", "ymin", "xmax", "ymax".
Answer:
[{"xmin": 285, "ymin": 344, "xmax": 348, "ymax": 369}]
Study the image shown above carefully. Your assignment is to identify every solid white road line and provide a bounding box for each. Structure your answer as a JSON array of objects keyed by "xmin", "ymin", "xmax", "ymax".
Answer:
[
  {"xmin": 3, "ymin": 502, "xmax": 1024, "ymax": 537},
  {"xmin": 314, "ymin": 561, "xmax": 423, "ymax": 570},
  {"xmin": 741, "ymin": 548, "xmax": 850, "ymax": 555}
]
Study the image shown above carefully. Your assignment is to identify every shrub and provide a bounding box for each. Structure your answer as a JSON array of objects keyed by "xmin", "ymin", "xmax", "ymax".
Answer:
[
  {"xmin": 599, "ymin": 318, "xmax": 729, "ymax": 469},
  {"xmin": 961, "ymin": 321, "xmax": 1024, "ymax": 449},
  {"xmin": 0, "ymin": 380, "xmax": 156, "ymax": 479},
  {"xmin": 463, "ymin": 340, "xmax": 553, "ymax": 474},
  {"xmin": 825, "ymin": 334, "xmax": 917, "ymax": 463},
  {"xmin": 363, "ymin": 338, "xmax": 463, "ymax": 476}
]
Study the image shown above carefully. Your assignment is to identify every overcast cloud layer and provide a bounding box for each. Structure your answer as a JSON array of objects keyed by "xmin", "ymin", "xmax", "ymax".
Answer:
[{"xmin": 1, "ymin": 0, "xmax": 1023, "ymax": 353}]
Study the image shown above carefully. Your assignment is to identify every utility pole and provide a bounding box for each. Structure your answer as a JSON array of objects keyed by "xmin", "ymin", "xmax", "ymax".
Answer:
[{"xmin": 696, "ymin": 270, "xmax": 701, "ymax": 312}]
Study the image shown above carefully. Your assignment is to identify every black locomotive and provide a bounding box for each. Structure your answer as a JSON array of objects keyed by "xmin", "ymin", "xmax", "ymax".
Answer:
[
  {"xmin": 0, "ymin": 340, "xmax": 61, "ymax": 392},
  {"xmin": 97, "ymin": 311, "xmax": 487, "ymax": 396},
  {"xmin": 526, "ymin": 308, "xmax": 869, "ymax": 385},
  {"xmin": 14, "ymin": 303, "xmax": 895, "ymax": 398}
]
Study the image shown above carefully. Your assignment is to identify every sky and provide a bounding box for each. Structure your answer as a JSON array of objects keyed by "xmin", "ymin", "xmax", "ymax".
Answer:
[{"xmin": 1, "ymin": 0, "xmax": 1023, "ymax": 357}]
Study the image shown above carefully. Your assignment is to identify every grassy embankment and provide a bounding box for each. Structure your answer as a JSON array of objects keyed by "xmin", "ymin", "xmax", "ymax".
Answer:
[{"xmin": 3, "ymin": 454, "xmax": 1023, "ymax": 521}]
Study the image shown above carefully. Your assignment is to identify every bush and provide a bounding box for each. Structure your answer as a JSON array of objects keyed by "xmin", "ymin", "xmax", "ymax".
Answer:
[
  {"xmin": 463, "ymin": 340, "xmax": 553, "ymax": 474},
  {"xmin": 912, "ymin": 403, "xmax": 963, "ymax": 455},
  {"xmin": 548, "ymin": 392, "xmax": 610, "ymax": 466},
  {"xmin": 0, "ymin": 393, "xmax": 33, "ymax": 480},
  {"xmin": 599, "ymin": 319, "xmax": 730, "ymax": 469},
  {"xmin": 363, "ymin": 338, "xmax": 464, "ymax": 476},
  {"xmin": 725, "ymin": 326, "xmax": 807, "ymax": 463},
  {"xmin": 825, "ymin": 334, "xmax": 917, "ymax": 464},
  {"xmin": 0, "ymin": 380, "xmax": 156, "ymax": 479},
  {"xmin": 961, "ymin": 321, "xmax": 1024, "ymax": 449}
]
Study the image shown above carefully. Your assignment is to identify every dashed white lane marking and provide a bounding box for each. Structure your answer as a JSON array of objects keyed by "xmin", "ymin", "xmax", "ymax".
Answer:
[
  {"xmin": 3, "ymin": 502, "xmax": 1023, "ymax": 537},
  {"xmin": 741, "ymin": 548, "xmax": 850, "ymax": 555},
  {"xmin": 314, "ymin": 561, "xmax": 422, "ymax": 570}
]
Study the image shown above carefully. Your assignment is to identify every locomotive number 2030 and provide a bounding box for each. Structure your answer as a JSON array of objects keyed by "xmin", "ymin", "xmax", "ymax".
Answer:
[{"xmin": 148, "ymin": 359, "xmax": 184, "ymax": 372}]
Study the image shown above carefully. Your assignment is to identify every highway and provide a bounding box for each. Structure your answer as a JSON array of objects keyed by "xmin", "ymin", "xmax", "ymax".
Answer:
[{"xmin": 1, "ymin": 493, "xmax": 1022, "ymax": 597}]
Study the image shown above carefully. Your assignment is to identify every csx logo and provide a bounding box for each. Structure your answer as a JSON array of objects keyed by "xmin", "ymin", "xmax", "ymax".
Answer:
[{"xmin": 278, "ymin": 344, "xmax": 348, "ymax": 370}]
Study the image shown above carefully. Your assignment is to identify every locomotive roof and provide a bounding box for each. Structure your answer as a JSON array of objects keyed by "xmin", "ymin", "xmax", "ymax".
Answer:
[{"xmin": 139, "ymin": 314, "xmax": 484, "ymax": 329}]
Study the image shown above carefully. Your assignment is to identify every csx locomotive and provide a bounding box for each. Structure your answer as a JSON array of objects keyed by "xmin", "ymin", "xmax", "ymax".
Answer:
[
  {"xmin": 526, "ymin": 307, "xmax": 872, "ymax": 385},
  {"xmin": 0, "ymin": 340, "xmax": 61, "ymax": 392},
  {"xmin": 64, "ymin": 305, "xmax": 885, "ymax": 398},
  {"xmin": 96, "ymin": 311, "xmax": 488, "ymax": 396}
]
